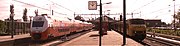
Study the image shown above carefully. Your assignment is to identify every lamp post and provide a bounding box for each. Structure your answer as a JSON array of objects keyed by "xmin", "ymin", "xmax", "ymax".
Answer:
[
  {"xmin": 98, "ymin": 1, "xmax": 111, "ymax": 46},
  {"xmin": 99, "ymin": 1, "xmax": 102, "ymax": 46},
  {"xmin": 98, "ymin": 2, "xmax": 111, "ymax": 34},
  {"xmin": 123, "ymin": 0, "xmax": 127, "ymax": 45}
]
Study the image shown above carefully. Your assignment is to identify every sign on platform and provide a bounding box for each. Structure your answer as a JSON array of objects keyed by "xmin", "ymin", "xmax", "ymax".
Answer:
[{"xmin": 88, "ymin": 1, "xmax": 97, "ymax": 10}]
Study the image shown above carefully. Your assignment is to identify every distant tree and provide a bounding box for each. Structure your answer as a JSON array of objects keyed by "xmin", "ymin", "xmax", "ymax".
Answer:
[
  {"xmin": 34, "ymin": 9, "xmax": 38, "ymax": 16},
  {"xmin": 161, "ymin": 22, "xmax": 167, "ymax": 27},
  {"xmin": 22, "ymin": 8, "xmax": 28, "ymax": 22},
  {"xmin": 176, "ymin": 9, "xmax": 180, "ymax": 27},
  {"xmin": 161, "ymin": 22, "xmax": 166, "ymax": 25},
  {"xmin": 174, "ymin": 9, "xmax": 180, "ymax": 22},
  {"xmin": 9, "ymin": 4, "xmax": 14, "ymax": 21}
]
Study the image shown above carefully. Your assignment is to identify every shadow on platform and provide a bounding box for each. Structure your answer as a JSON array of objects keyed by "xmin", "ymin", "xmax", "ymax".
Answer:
[{"xmin": 89, "ymin": 34, "xmax": 100, "ymax": 37}]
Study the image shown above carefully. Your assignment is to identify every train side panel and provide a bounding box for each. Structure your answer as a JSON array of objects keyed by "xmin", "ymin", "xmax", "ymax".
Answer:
[{"xmin": 30, "ymin": 14, "xmax": 93, "ymax": 41}]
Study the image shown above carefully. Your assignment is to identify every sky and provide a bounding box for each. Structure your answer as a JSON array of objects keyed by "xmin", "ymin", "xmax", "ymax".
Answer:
[{"xmin": 0, "ymin": 0, "xmax": 180, "ymax": 24}]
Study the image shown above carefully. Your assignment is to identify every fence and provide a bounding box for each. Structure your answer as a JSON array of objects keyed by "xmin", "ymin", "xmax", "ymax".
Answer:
[{"xmin": 4, "ymin": 21, "xmax": 30, "ymax": 35}]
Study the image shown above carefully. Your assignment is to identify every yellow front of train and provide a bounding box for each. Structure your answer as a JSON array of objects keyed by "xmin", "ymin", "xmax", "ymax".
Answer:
[{"xmin": 127, "ymin": 18, "xmax": 146, "ymax": 41}]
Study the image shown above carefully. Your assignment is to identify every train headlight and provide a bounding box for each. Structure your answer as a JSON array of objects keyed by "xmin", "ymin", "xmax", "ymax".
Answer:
[
  {"xmin": 134, "ymin": 31, "xmax": 136, "ymax": 33},
  {"xmin": 35, "ymin": 31, "xmax": 39, "ymax": 33},
  {"xmin": 35, "ymin": 30, "xmax": 42, "ymax": 33}
]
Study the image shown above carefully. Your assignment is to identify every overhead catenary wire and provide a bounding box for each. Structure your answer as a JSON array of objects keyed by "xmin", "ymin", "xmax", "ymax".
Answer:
[
  {"xmin": 13, "ymin": 0, "xmax": 67, "ymax": 15},
  {"xmin": 48, "ymin": 0, "xmax": 84, "ymax": 16},
  {"xmin": 143, "ymin": 4, "xmax": 180, "ymax": 16},
  {"xmin": 47, "ymin": 0, "xmax": 74, "ymax": 12},
  {"xmin": 154, "ymin": 12, "xmax": 172, "ymax": 18},
  {"xmin": 131, "ymin": 0, "xmax": 139, "ymax": 5},
  {"xmin": 132, "ymin": 0, "xmax": 157, "ymax": 12}
]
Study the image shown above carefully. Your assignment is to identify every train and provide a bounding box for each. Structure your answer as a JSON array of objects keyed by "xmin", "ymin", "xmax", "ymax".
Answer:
[
  {"xmin": 111, "ymin": 18, "xmax": 146, "ymax": 41},
  {"xmin": 30, "ymin": 14, "xmax": 93, "ymax": 40}
]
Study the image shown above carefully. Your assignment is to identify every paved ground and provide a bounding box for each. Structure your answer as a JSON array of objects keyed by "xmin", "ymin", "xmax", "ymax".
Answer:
[
  {"xmin": 0, "ymin": 34, "xmax": 30, "ymax": 42},
  {"xmin": 58, "ymin": 31, "xmax": 143, "ymax": 46}
]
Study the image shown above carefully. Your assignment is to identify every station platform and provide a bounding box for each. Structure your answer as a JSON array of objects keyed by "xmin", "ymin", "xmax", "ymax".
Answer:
[
  {"xmin": 58, "ymin": 31, "xmax": 143, "ymax": 46},
  {"xmin": 0, "ymin": 34, "xmax": 30, "ymax": 45},
  {"xmin": 0, "ymin": 34, "xmax": 30, "ymax": 42}
]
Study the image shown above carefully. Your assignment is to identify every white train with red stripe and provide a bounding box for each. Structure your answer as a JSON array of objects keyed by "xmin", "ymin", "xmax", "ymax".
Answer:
[{"xmin": 30, "ymin": 14, "xmax": 93, "ymax": 40}]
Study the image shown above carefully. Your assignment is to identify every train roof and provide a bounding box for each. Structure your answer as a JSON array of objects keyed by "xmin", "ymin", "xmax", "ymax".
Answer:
[{"xmin": 50, "ymin": 16, "xmax": 71, "ymax": 21}]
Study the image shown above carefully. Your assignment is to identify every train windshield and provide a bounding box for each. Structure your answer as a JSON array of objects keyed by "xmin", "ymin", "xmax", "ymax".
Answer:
[
  {"xmin": 32, "ymin": 21, "xmax": 44, "ymax": 27},
  {"xmin": 129, "ymin": 19, "xmax": 145, "ymax": 24}
]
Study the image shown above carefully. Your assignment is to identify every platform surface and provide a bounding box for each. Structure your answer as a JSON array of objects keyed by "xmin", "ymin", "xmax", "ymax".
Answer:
[
  {"xmin": 0, "ymin": 34, "xmax": 30, "ymax": 42},
  {"xmin": 58, "ymin": 31, "xmax": 143, "ymax": 46}
]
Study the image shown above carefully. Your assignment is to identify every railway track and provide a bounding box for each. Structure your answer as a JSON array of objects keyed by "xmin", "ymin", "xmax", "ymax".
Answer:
[
  {"xmin": 147, "ymin": 32, "xmax": 180, "ymax": 41},
  {"xmin": 143, "ymin": 35, "xmax": 180, "ymax": 46},
  {"xmin": 114, "ymin": 30, "xmax": 150, "ymax": 46}
]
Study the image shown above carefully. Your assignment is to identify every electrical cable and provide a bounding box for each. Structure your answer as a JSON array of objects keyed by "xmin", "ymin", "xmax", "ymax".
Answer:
[
  {"xmin": 13, "ymin": 0, "xmax": 67, "ymax": 15},
  {"xmin": 143, "ymin": 4, "xmax": 180, "ymax": 15},
  {"xmin": 132, "ymin": 0, "xmax": 157, "ymax": 12},
  {"xmin": 48, "ymin": 0, "xmax": 74, "ymax": 12}
]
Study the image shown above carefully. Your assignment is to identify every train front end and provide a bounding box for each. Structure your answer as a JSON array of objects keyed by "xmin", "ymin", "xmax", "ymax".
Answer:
[
  {"xmin": 30, "ymin": 15, "xmax": 49, "ymax": 40},
  {"xmin": 128, "ymin": 19, "xmax": 146, "ymax": 41}
]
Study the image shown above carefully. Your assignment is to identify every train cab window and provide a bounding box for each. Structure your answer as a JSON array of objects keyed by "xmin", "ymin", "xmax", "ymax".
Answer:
[{"xmin": 32, "ymin": 21, "xmax": 44, "ymax": 27}]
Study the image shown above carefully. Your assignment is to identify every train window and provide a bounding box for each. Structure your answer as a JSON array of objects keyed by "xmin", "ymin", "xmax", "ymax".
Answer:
[{"xmin": 32, "ymin": 21, "xmax": 44, "ymax": 27}]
